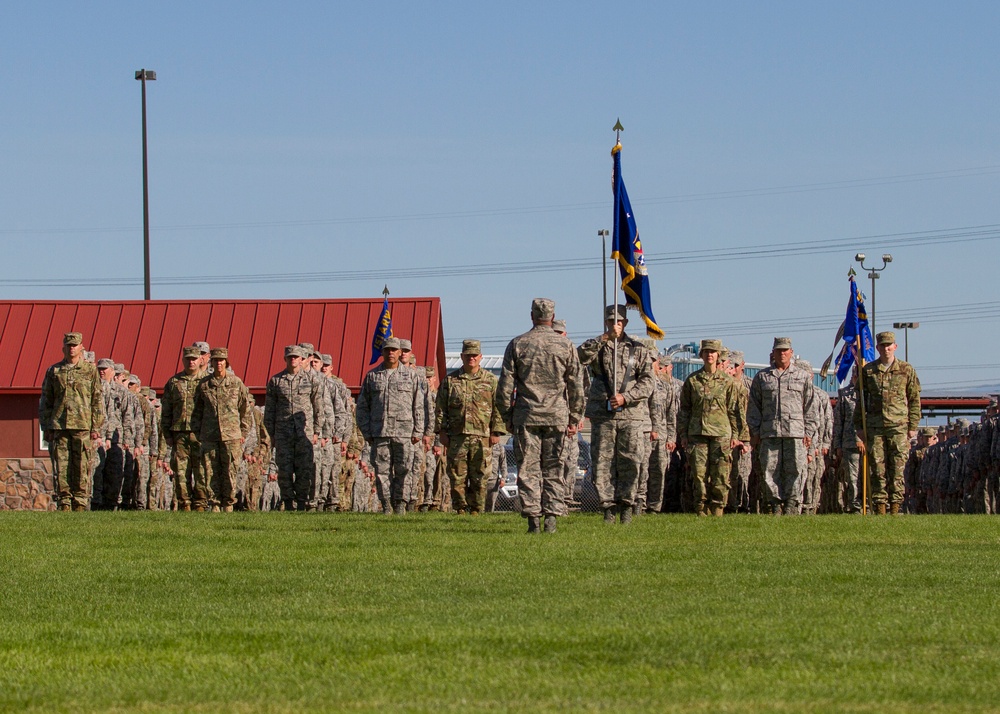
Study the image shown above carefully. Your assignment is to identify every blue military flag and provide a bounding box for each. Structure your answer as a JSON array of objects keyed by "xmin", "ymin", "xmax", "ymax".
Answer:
[
  {"xmin": 611, "ymin": 143, "xmax": 665, "ymax": 340},
  {"xmin": 821, "ymin": 273, "xmax": 877, "ymax": 383},
  {"xmin": 369, "ymin": 297, "xmax": 393, "ymax": 365}
]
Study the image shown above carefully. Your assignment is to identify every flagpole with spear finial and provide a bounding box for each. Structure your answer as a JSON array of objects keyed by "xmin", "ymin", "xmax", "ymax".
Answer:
[{"xmin": 611, "ymin": 119, "xmax": 624, "ymax": 406}]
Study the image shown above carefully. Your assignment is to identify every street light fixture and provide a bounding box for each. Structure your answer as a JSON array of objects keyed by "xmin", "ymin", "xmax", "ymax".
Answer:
[
  {"xmin": 855, "ymin": 252, "xmax": 892, "ymax": 334},
  {"xmin": 135, "ymin": 69, "xmax": 156, "ymax": 300},
  {"xmin": 892, "ymin": 322, "xmax": 919, "ymax": 362}
]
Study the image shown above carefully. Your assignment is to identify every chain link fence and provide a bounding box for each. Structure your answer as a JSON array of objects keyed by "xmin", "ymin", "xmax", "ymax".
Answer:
[{"xmin": 492, "ymin": 436, "xmax": 602, "ymax": 513}]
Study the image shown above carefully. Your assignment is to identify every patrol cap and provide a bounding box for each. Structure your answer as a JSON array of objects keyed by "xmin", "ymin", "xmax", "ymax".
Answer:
[
  {"xmin": 193, "ymin": 341, "xmax": 210, "ymax": 354},
  {"xmin": 321, "ymin": 353, "xmax": 332, "ymax": 366},
  {"xmin": 139, "ymin": 387, "xmax": 152, "ymax": 397},
  {"xmin": 128, "ymin": 375, "xmax": 141, "ymax": 386},
  {"xmin": 729, "ymin": 350, "xmax": 745, "ymax": 366},
  {"xmin": 876, "ymin": 331, "xmax": 895, "ymax": 346},
  {"xmin": 461, "ymin": 339, "xmax": 482, "ymax": 355},
  {"xmin": 657, "ymin": 354, "xmax": 672, "ymax": 367},
  {"xmin": 604, "ymin": 304, "xmax": 628, "ymax": 321},
  {"xmin": 961, "ymin": 426, "xmax": 970, "ymax": 436},
  {"xmin": 920, "ymin": 426, "xmax": 936, "ymax": 437},
  {"xmin": 955, "ymin": 417, "xmax": 971, "ymax": 428},
  {"xmin": 719, "ymin": 345, "xmax": 729, "ymax": 361},
  {"xmin": 641, "ymin": 338, "xmax": 656, "ymax": 349},
  {"xmin": 399, "ymin": 339, "xmax": 412, "ymax": 351},
  {"xmin": 531, "ymin": 298, "xmax": 556, "ymax": 320},
  {"xmin": 772, "ymin": 337, "xmax": 793, "ymax": 350},
  {"xmin": 938, "ymin": 425, "xmax": 947, "ymax": 434},
  {"xmin": 700, "ymin": 339, "xmax": 722, "ymax": 353},
  {"xmin": 121, "ymin": 371, "xmax": 131, "ymax": 379},
  {"xmin": 284, "ymin": 345, "xmax": 304, "ymax": 359},
  {"xmin": 551, "ymin": 319, "xmax": 567, "ymax": 333},
  {"xmin": 796, "ymin": 359, "xmax": 813, "ymax": 373},
  {"xmin": 63, "ymin": 332, "xmax": 83, "ymax": 346},
  {"xmin": 83, "ymin": 351, "xmax": 95, "ymax": 363},
  {"xmin": 210, "ymin": 347, "xmax": 229, "ymax": 360},
  {"xmin": 114, "ymin": 363, "xmax": 125, "ymax": 374},
  {"xmin": 382, "ymin": 337, "xmax": 402, "ymax": 351},
  {"xmin": 425, "ymin": 366, "xmax": 436, "ymax": 377},
  {"xmin": 297, "ymin": 342, "xmax": 315, "ymax": 355},
  {"xmin": 97, "ymin": 358, "xmax": 115, "ymax": 369},
  {"xmin": 183, "ymin": 346, "xmax": 200, "ymax": 359}
]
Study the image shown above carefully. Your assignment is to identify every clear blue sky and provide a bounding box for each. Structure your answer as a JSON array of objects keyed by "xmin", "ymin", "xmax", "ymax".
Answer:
[{"xmin": 3, "ymin": 2, "xmax": 999, "ymax": 393}]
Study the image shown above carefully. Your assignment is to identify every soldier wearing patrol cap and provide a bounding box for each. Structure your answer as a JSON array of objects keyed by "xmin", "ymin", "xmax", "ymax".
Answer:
[
  {"xmin": 678, "ymin": 339, "xmax": 748, "ymax": 516},
  {"xmin": 39, "ymin": 332, "xmax": 104, "ymax": 511},
  {"xmin": 265, "ymin": 345, "xmax": 324, "ymax": 511},
  {"xmin": 436, "ymin": 339, "xmax": 506, "ymax": 515},
  {"xmin": 191, "ymin": 347, "xmax": 254, "ymax": 511},
  {"xmin": 577, "ymin": 304, "xmax": 656, "ymax": 525},
  {"xmin": 357, "ymin": 336, "xmax": 426, "ymax": 515},
  {"xmin": 160, "ymin": 345, "xmax": 207, "ymax": 510},
  {"xmin": 854, "ymin": 331, "xmax": 921, "ymax": 515},
  {"xmin": 748, "ymin": 337, "xmax": 819, "ymax": 515}
]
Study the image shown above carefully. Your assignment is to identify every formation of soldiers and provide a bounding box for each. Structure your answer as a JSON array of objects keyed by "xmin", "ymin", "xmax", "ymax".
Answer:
[{"xmin": 36, "ymin": 302, "xmax": 996, "ymax": 521}]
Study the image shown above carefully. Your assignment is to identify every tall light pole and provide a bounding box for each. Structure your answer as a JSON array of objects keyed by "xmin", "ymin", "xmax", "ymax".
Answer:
[
  {"xmin": 892, "ymin": 322, "xmax": 919, "ymax": 362},
  {"xmin": 135, "ymin": 69, "xmax": 156, "ymax": 300},
  {"xmin": 855, "ymin": 252, "xmax": 892, "ymax": 335}
]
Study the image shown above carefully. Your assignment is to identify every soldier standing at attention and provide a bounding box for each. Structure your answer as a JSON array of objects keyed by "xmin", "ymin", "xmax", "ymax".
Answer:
[
  {"xmin": 191, "ymin": 347, "xmax": 253, "ymax": 512},
  {"xmin": 832, "ymin": 367, "xmax": 863, "ymax": 513},
  {"xmin": 265, "ymin": 346, "xmax": 324, "ymax": 512},
  {"xmin": 725, "ymin": 350, "xmax": 753, "ymax": 513},
  {"xmin": 39, "ymin": 332, "xmax": 105, "ymax": 511},
  {"xmin": 436, "ymin": 339, "xmax": 506, "ymax": 515},
  {"xmin": 356, "ymin": 337, "xmax": 425, "ymax": 515},
  {"xmin": 552, "ymin": 319, "xmax": 584, "ymax": 513},
  {"xmin": 854, "ymin": 331, "xmax": 921, "ymax": 515},
  {"xmin": 748, "ymin": 337, "xmax": 818, "ymax": 515},
  {"xmin": 92, "ymin": 357, "xmax": 131, "ymax": 510},
  {"xmin": 577, "ymin": 305, "xmax": 656, "ymax": 525},
  {"xmin": 161, "ymin": 346, "xmax": 206, "ymax": 511},
  {"xmin": 677, "ymin": 339, "xmax": 747, "ymax": 516},
  {"xmin": 497, "ymin": 298, "xmax": 585, "ymax": 534}
]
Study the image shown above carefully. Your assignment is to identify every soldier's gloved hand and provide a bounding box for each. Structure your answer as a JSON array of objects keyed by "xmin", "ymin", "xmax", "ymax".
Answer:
[{"xmin": 105, "ymin": 439, "xmax": 112, "ymax": 450}]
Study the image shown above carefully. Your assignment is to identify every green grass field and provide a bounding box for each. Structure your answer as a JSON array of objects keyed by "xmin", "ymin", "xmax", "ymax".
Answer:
[{"xmin": 1, "ymin": 512, "xmax": 999, "ymax": 713}]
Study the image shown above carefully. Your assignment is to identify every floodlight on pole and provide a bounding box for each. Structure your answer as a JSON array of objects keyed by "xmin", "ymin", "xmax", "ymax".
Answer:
[
  {"xmin": 892, "ymin": 322, "xmax": 919, "ymax": 362},
  {"xmin": 855, "ymin": 252, "xmax": 892, "ymax": 334}
]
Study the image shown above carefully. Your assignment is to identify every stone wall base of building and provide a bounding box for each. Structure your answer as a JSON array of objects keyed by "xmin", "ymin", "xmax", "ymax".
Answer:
[{"xmin": 1, "ymin": 458, "xmax": 55, "ymax": 511}]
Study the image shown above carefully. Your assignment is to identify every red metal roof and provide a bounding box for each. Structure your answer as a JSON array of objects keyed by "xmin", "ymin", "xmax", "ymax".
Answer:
[{"xmin": 0, "ymin": 299, "xmax": 445, "ymax": 395}]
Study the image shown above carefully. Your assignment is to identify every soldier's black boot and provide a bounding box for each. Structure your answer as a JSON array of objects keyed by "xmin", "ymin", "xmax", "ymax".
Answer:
[
  {"xmin": 619, "ymin": 504, "xmax": 633, "ymax": 525},
  {"xmin": 394, "ymin": 502, "xmax": 406, "ymax": 515},
  {"xmin": 543, "ymin": 515, "xmax": 557, "ymax": 533},
  {"xmin": 603, "ymin": 507, "xmax": 616, "ymax": 524},
  {"xmin": 527, "ymin": 516, "xmax": 541, "ymax": 534}
]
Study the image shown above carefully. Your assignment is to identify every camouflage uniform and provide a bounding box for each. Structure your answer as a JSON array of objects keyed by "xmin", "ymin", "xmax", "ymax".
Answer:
[
  {"xmin": 725, "ymin": 368, "xmax": 753, "ymax": 513},
  {"xmin": 646, "ymin": 364, "xmax": 678, "ymax": 513},
  {"xmin": 577, "ymin": 320, "xmax": 655, "ymax": 516},
  {"xmin": 677, "ymin": 342, "xmax": 747, "ymax": 516},
  {"xmin": 322, "ymin": 371, "xmax": 353, "ymax": 511},
  {"xmin": 854, "ymin": 339, "xmax": 921, "ymax": 511},
  {"xmin": 496, "ymin": 300, "xmax": 585, "ymax": 531},
  {"xmin": 134, "ymin": 386, "xmax": 158, "ymax": 509},
  {"xmin": 436, "ymin": 344, "xmax": 506, "ymax": 514},
  {"xmin": 191, "ymin": 359, "xmax": 253, "ymax": 510},
  {"xmin": 832, "ymin": 383, "xmax": 862, "ymax": 513},
  {"xmin": 356, "ymin": 349, "xmax": 425, "ymax": 513},
  {"xmin": 244, "ymin": 406, "xmax": 271, "ymax": 510},
  {"xmin": 747, "ymin": 340, "xmax": 818, "ymax": 514},
  {"xmin": 39, "ymin": 334, "xmax": 105, "ymax": 510},
  {"xmin": 92, "ymin": 366, "xmax": 131, "ymax": 510},
  {"xmin": 265, "ymin": 353, "xmax": 324, "ymax": 510},
  {"xmin": 160, "ymin": 359, "xmax": 205, "ymax": 510}
]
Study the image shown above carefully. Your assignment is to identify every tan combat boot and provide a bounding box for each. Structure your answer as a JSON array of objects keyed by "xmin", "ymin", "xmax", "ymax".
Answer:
[
  {"xmin": 875, "ymin": 503, "xmax": 887, "ymax": 516},
  {"xmin": 696, "ymin": 502, "xmax": 707, "ymax": 517},
  {"xmin": 889, "ymin": 503, "xmax": 901, "ymax": 515}
]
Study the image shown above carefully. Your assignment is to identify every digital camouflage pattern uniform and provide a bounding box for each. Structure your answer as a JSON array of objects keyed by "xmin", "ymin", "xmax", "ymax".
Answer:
[
  {"xmin": 577, "ymin": 324, "xmax": 655, "ymax": 515},
  {"xmin": 496, "ymin": 300, "xmax": 585, "ymax": 527},
  {"xmin": 191, "ymin": 360, "xmax": 253, "ymax": 510},
  {"xmin": 677, "ymin": 344, "xmax": 747, "ymax": 516},
  {"xmin": 160, "ymin": 356, "xmax": 205, "ymax": 510},
  {"xmin": 436, "ymin": 348, "xmax": 506, "ymax": 514},
  {"xmin": 39, "ymin": 335, "xmax": 105, "ymax": 510},
  {"xmin": 265, "ymin": 353, "xmax": 324, "ymax": 510},
  {"xmin": 356, "ymin": 354, "xmax": 425, "ymax": 513},
  {"xmin": 92, "ymin": 367, "xmax": 132, "ymax": 510},
  {"xmin": 832, "ymin": 383, "xmax": 862, "ymax": 513},
  {"xmin": 854, "ymin": 341, "xmax": 921, "ymax": 511}
]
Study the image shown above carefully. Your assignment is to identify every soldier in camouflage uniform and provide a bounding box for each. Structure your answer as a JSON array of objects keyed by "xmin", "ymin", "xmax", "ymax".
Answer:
[
  {"xmin": 161, "ymin": 346, "xmax": 206, "ymax": 511},
  {"xmin": 832, "ymin": 368, "xmax": 863, "ymax": 513},
  {"xmin": 39, "ymin": 332, "xmax": 105, "ymax": 511},
  {"xmin": 796, "ymin": 359, "xmax": 831, "ymax": 515},
  {"xmin": 578, "ymin": 305, "xmax": 655, "ymax": 525},
  {"xmin": 191, "ymin": 347, "xmax": 253, "ymax": 511},
  {"xmin": 725, "ymin": 351, "xmax": 753, "ymax": 513},
  {"xmin": 111, "ymin": 365, "xmax": 143, "ymax": 509},
  {"xmin": 399, "ymin": 339, "xmax": 434, "ymax": 510},
  {"xmin": 92, "ymin": 358, "xmax": 131, "ymax": 510},
  {"xmin": 296, "ymin": 344, "xmax": 335, "ymax": 512},
  {"xmin": 242, "ymin": 405, "xmax": 271, "ymax": 510},
  {"xmin": 497, "ymin": 298, "xmax": 585, "ymax": 534},
  {"xmin": 678, "ymin": 339, "xmax": 748, "ymax": 516},
  {"xmin": 436, "ymin": 339, "xmax": 506, "ymax": 515},
  {"xmin": 645, "ymin": 354, "xmax": 678, "ymax": 514},
  {"xmin": 418, "ymin": 366, "xmax": 446, "ymax": 512},
  {"xmin": 906, "ymin": 426, "xmax": 937, "ymax": 514},
  {"xmin": 137, "ymin": 387, "xmax": 159, "ymax": 509},
  {"xmin": 127, "ymin": 377, "xmax": 157, "ymax": 509},
  {"xmin": 552, "ymin": 319, "xmax": 585, "ymax": 514},
  {"xmin": 357, "ymin": 336, "xmax": 426, "ymax": 515},
  {"xmin": 265, "ymin": 345, "xmax": 324, "ymax": 511},
  {"xmin": 748, "ymin": 337, "xmax": 818, "ymax": 515},
  {"xmin": 854, "ymin": 331, "xmax": 921, "ymax": 515},
  {"xmin": 319, "ymin": 354, "xmax": 352, "ymax": 512}
]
